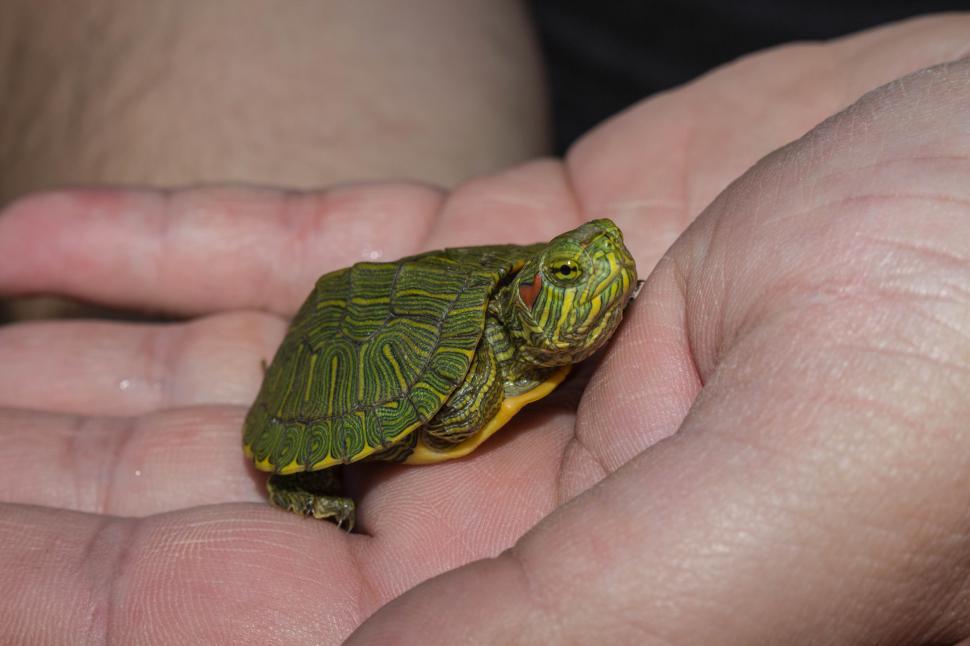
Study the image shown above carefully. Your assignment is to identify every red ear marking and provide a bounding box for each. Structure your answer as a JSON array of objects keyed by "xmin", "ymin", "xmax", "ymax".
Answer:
[{"xmin": 519, "ymin": 273, "xmax": 542, "ymax": 310}]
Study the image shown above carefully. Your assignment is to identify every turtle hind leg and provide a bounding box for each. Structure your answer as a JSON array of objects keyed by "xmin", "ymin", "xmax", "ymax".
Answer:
[{"xmin": 266, "ymin": 469, "xmax": 356, "ymax": 531}]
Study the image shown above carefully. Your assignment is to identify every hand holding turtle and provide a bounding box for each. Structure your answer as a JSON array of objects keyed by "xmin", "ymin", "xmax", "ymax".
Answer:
[
  {"xmin": 245, "ymin": 218, "xmax": 638, "ymax": 531},
  {"xmin": 349, "ymin": 48, "xmax": 970, "ymax": 645},
  {"xmin": 0, "ymin": 15, "xmax": 968, "ymax": 645}
]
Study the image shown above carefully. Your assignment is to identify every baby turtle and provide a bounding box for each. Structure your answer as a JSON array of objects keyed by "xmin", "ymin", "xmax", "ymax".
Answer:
[{"xmin": 243, "ymin": 219, "xmax": 638, "ymax": 529}]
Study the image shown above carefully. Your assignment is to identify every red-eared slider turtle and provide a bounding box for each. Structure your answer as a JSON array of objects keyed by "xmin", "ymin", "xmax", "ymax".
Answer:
[{"xmin": 243, "ymin": 219, "xmax": 638, "ymax": 529}]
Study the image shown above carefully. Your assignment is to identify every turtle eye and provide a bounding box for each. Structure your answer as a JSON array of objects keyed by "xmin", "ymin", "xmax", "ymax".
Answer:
[{"xmin": 550, "ymin": 259, "xmax": 582, "ymax": 282}]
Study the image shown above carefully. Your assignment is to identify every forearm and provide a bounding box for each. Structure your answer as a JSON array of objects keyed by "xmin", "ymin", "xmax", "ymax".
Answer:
[{"xmin": 0, "ymin": 0, "xmax": 549, "ymax": 203}]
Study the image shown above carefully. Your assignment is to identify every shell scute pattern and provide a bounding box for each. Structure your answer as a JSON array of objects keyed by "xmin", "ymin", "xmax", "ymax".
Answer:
[
  {"xmin": 244, "ymin": 245, "xmax": 534, "ymax": 473},
  {"xmin": 299, "ymin": 421, "xmax": 330, "ymax": 466}
]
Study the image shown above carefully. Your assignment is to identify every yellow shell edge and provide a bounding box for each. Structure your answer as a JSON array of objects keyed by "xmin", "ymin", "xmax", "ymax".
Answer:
[
  {"xmin": 245, "ymin": 420, "xmax": 425, "ymax": 474},
  {"xmin": 244, "ymin": 365, "xmax": 570, "ymax": 472}
]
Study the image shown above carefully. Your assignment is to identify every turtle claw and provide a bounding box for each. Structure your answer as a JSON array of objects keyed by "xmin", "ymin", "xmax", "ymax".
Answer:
[
  {"xmin": 266, "ymin": 472, "xmax": 356, "ymax": 531},
  {"xmin": 310, "ymin": 497, "xmax": 356, "ymax": 532}
]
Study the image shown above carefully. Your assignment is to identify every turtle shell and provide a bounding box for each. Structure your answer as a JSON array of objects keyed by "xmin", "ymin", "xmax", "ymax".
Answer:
[{"xmin": 243, "ymin": 243, "xmax": 544, "ymax": 474}]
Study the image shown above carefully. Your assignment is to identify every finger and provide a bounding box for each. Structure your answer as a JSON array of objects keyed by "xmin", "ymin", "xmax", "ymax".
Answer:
[
  {"xmin": 0, "ymin": 504, "xmax": 367, "ymax": 644},
  {"xmin": 0, "ymin": 395, "xmax": 582, "ymax": 637},
  {"xmin": 565, "ymin": 13, "xmax": 970, "ymax": 274},
  {"xmin": 0, "ymin": 312, "xmax": 283, "ymax": 416},
  {"xmin": 353, "ymin": 401, "xmax": 576, "ymax": 542},
  {"xmin": 426, "ymin": 159, "xmax": 585, "ymax": 248},
  {"xmin": 0, "ymin": 406, "xmax": 261, "ymax": 516},
  {"xmin": 561, "ymin": 261, "xmax": 700, "ymax": 501},
  {"xmin": 0, "ymin": 184, "xmax": 443, "ymax": 316}
]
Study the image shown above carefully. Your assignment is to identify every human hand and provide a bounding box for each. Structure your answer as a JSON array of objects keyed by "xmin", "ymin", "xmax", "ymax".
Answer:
[{"xmin": 1, "ymin": 15, "xmax": 968, "ymax": 645}]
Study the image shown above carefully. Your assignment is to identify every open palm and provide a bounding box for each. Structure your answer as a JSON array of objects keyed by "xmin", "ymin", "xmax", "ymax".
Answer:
[{"xmin": 2, "ymin": 16, "xmax": 969, "ymax": 644}]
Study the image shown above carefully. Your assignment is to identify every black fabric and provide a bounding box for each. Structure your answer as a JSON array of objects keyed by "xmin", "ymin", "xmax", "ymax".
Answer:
[{"xmin": 529, "ymin": 1, "xmax": 970, "ymax": 152}]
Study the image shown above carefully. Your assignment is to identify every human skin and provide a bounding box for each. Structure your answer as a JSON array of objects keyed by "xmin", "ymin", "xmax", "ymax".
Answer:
[
  {"xmin": 0, "ymin": 0, "xmax": 547, "ymax": 200},
  {"xmin": 1, "ymin": 14, "xmax": 969, "ymax": 645}
]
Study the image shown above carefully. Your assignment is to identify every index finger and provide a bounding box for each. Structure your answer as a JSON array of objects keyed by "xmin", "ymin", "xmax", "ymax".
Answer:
[{"xmin": 0, "ymin": 184, "xmax": 442, "ymax": 316}]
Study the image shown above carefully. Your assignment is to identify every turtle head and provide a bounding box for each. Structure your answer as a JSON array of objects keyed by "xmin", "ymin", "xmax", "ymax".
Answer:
[{"xmin": 508, "ymin": 219, "xmax": 638, "ymax": 367}]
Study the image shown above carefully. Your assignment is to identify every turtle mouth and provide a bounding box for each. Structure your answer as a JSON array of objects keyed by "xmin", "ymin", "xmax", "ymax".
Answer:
[{"xmin": 569, "ymin": 304, "xmax": 624, "ymax": 349}]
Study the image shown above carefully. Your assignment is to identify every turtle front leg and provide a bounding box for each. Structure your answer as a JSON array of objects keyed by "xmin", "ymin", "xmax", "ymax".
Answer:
[
  {"xmin": 423, "ymin": 341, "xmax": 504, "ymax": 452},
  {"xmin": 403, "ymin": 330, "xmax": 563, "ymax": 465},
  {"xmin": 266, "ymin": 469, "xmax": 356, "ymax": 530}
]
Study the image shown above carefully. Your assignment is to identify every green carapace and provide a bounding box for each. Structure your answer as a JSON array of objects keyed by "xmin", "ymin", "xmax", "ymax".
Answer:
[{"xmin": 243, "ymin": 219, "xmax": 638, "ymax": 529}]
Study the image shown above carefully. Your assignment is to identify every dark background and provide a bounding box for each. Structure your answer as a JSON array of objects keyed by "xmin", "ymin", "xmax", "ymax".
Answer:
[{"xmin": 529, "ymin": 1, "xmax": 970, "ymax": 153}]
